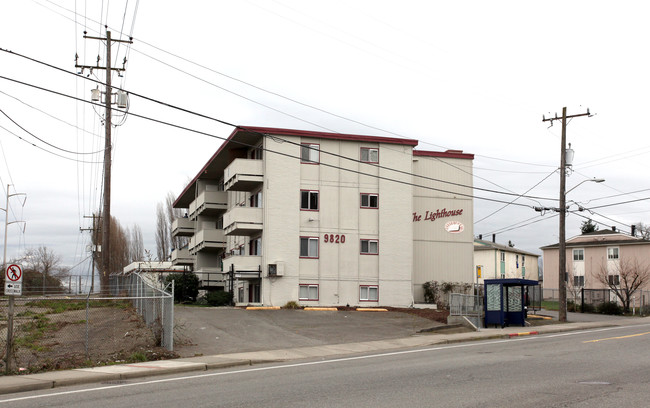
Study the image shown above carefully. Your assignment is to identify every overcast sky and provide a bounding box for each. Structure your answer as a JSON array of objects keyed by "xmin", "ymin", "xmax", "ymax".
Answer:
[{"xmin": 1, "ymin": 1, "xmax": 649, "ymax": 278}]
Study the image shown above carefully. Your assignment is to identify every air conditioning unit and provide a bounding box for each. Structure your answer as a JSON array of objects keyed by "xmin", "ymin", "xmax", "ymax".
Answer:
[{"xmin": 268, "ymin": 262, "xmax": 284, "ymax": 277}]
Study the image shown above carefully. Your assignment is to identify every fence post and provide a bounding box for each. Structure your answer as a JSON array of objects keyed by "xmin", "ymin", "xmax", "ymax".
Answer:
[
  {"xmin": 581, "ymin": 288, "xmax": 584, "ymax": 313},
  {"xmin": 85, "ymin": 292, "xmax": 90, "ymax": 359}
]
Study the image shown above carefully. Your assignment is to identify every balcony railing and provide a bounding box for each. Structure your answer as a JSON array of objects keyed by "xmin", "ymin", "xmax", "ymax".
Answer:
[
  {"xmin": 224, "ymin": 159, "xmax": 263, "ymax": 192},
  {"xmin": 223, "ymin": 255, "xmax": 263, "ymax": 279},
  {"xmin": 171, "ymin": 247, "xmax": 195, "ymax": 266},
  {"xmin": 189, "ymin": 190, "xmax": 228, "ymax": 220},
  {"xmin": 223, "ymin": 206, "xmax": 263, "ymax": 236},
  {"xmin": 189, "ymin": 228, "xmax": 227, "ymax": 254},
  {"xmin": 171, "ymin": 217, "xmax": 195, "ymax": 237}
]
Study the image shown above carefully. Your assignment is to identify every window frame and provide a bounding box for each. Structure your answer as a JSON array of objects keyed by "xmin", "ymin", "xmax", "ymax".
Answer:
[
  {"xmin": 607, "ymin": 247, "xmax": 619, "ymax": 260},
  {"xmin": 360, "ymin": 147, "xmax": 379, "ymax": 163},
  {"xmin": 298, "ymin": 284, "xmax": 319, "ymax": 301},
  {"xmin": 573, "ymin": 275, "xmax": 585, "ymax": 287},
  {"xmin": 299, "ymin": 236, "xmax": 319, "ymax": 259},
  {"xmin": 360, "ymin": 239, "xmax": 379, "ymax": 255},
  {"xmin": 608, "ymin": 274, "xmax": 620, "ymax": 286},
  {"xmin": 360, "ymin": 193, "xmax": 379, "ymax": 209},
  {"xmin": 300, "ymin": 143, "xmax": 320, "ymax": 164},
  {"xmin": 300, "ymin": 190, "xmax": 319, "ymax": 211},
  {"xmin": 573, "ymin": 249, "xmax": 584, "ymax": 261},
  {"xmin": 359, "ymin": 285, "xmax": 379, "ymax": 302}
]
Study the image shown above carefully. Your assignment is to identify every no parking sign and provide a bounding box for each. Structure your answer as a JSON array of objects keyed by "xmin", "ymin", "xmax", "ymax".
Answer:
[{"xmin": 4, "ymin": 264, "xmax": 23, "ymax": 296}]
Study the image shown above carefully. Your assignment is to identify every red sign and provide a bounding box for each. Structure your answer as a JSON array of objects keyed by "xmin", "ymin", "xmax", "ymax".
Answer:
[{"xmin": 6, "ymin": 264, "xmax": 22, "ymax": 282}]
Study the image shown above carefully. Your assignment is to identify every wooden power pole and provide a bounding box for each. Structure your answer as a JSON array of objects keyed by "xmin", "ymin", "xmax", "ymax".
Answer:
[
  {"xmin": 543, "ymin": 107, "xmax": 591, "ymax": 322},
  {"xmin": 76, "ymin": 29, "xmax": 132, "ymax": 293}
]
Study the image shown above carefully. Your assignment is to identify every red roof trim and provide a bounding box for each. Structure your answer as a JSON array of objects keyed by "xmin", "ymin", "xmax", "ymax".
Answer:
[
  {"xmin": 241, "ymin": 126, "xmax": 419, "ymax": 146},
  {"xmin": 414, "ymin": 149, "xmax": 474, "ymax": 160}
]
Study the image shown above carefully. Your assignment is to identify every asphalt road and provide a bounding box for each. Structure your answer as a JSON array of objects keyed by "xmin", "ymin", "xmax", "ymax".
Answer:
[
  {"xmin": 173, "ymin": 306, "xmax": 443, "ymax": 357},
  {"xmin": 3, "ymin": 323, "xmax": 649, "ymax": 407}
]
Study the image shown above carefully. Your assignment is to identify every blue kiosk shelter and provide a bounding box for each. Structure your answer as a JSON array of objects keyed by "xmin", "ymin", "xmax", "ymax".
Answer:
[{"xmin": 484, "ymin": 279, "xmax": 539, "ymax": 328}]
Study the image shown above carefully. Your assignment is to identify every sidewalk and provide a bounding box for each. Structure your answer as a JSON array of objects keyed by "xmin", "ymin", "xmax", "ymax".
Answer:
[{"xmin": 2, "ymin": 313, "xmax": 646, "ymax": 396}]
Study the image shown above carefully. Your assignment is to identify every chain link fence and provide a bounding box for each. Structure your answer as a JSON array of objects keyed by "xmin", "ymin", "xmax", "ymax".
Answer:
[{"xmin": 0, "ymin": 272, "xmax": 173, "ymax": 375}]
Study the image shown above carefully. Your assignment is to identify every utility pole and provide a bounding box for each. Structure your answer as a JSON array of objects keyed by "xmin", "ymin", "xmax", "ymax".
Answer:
[
  {"xmin": 2, "ymin": 184, "xmax": 26, "ymax": 374},
  {"xmin": 76, "ymin": 29, "xmax": 131, "ymax": 294},
  {"xmin": 80, "ymin": 214, "xmax": 98, "ymax": 293},
  {"xmin": 543, "ymin": 107, "xmax": 591, "ymax": 322}
]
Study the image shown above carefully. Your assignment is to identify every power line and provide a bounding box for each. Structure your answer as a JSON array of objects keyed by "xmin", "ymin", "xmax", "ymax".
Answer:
[
  {"xmin": 0, "ymin": 50, "xmax": 561, "ymax": 203},
  {"xmin": 0, "ymin": 73, "xmax": 546, "ymax": 208}
]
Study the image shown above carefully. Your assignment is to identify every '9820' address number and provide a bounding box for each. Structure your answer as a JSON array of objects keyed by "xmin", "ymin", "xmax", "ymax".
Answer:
[{"xmin": 324, "ymin": 234, "xmax": 345, "ymax": 243}]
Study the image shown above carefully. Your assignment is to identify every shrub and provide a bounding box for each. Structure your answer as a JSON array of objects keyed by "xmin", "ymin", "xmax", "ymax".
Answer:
[
  {"xmin": 165, "ymin": 273, "xmax": 200, "ymax": 303},
  {"xmin": 283, "ymin": 301, "xmax": 300, "ymax": 309},
  {"xmin": 580, "ymin": 303, "xmax": 596, "ymax": 313},
  {"xmin": 567, "ymin": 300, "xmax": 577, "ymax": 312},
  {"xmin": 205, "ymin": 290, "xmax": 233, "ymax": 306},
  {"xmin": 597, "ymin": 301, "xmax": 622, "ymax": 315},
  {"xmin": 422, "ymin": 281, "xmax": 440, "ymax": 304}
]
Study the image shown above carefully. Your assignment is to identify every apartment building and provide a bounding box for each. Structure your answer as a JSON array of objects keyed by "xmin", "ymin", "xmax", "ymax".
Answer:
[
  {"xmin": 474, "ymin": 238, "xmax": 540, "ymax": 284},
  {"xmin": 172, "ymin": 126, "xmax": 474, "ymax": 307},
  {"xmin": 541, "ymin": 228, "xmax": 650, "ymax": 294}
]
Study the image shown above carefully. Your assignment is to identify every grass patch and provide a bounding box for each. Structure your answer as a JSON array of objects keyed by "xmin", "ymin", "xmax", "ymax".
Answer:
[
  {"xmin": 25, "ymin": 299, "xmax": 131, "ymax": 314},
  {"xmin": 541, "ymin": 300, "xmax": 559, "ymax": 311},
  {"xmin": 14, "ymin": 315, "xmax": 56, "ymax": 351}
]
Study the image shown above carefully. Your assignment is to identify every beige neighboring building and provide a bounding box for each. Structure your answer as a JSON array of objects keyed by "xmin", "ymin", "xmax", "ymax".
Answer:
[
  {"xmin": 473, "ymin": 238, "xmax": 540, "ymax": 284},
  {"xmin": 541, "ymin": 228, "xmax": 650, "ymax": 295},
  {"xmin": 172, "ymin": 126, "xmax": 474, "ymax": 307}
]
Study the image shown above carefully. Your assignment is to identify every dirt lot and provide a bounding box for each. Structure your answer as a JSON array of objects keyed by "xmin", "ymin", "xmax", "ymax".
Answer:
[{"xmin": 2, "ymin": 304, "xmax": 177, "ymax": 375}]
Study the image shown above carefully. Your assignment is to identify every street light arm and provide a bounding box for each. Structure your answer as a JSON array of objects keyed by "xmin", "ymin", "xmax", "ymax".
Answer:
[{"xmin": 566, "ymin": 178, "xmax": 605, "ymax": 195}]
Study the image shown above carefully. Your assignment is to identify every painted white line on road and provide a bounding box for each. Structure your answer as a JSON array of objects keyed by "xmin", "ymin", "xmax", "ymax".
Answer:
[{"xmin": 2, "ymin": 322, "xmax": 650, "ymax": 404}]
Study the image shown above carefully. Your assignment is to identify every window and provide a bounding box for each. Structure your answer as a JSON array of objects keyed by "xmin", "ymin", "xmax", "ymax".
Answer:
[
  {"xmin": 300, "ymin": 190, "xmax": 319, "ymax": 211},
  {"xmin": 607, "ymin": 247, "xmax": 619, "ymax": 260},
  {"xmin": 249, "ymin": 191, "xmax": 262, "ymax": 208},
  {"xmin": 360, "ymin": 239, "xmax": 378, "ymax": 254},
  {"xmin": 516, "ymin": 255, "xmax": 519, "ymax": 269},
  {"xmin": 301, "ymin": 143, "xmax": 319, "ymax": 163},
  {"xmin": 299, "ymin": 284, "xmax": 319, "ymax": 301},
  {"xmin": 300, "ymin": 237, "xmax": 319, "ymax": 258},
  {"xmin": 249, "ymin": 146, "xmax": 263, "ymax": 160},
  {"xmin": 360, "ymin": 147, "xmax": 379, "ymax": 163},
  {"xmin": 522, "ymin": 255, "xmax": 526, "ymax": 266},
  {"xmin": 360, "ymin": 193, "xmax": 379, "ymax": 209},
  {"xmin": 574, "ymin": 275, "xmax": 584, "ymax": 287},
  {"xmin": 360, "ymin": 285, "xmax": 379, "ymax": 301},
  {"xmin": 608, "ymin": 275, "xmax": 620, "ymax": 286},
  {"xmin": 573, "ymin": 249, "xmax": 584, "ymax": 261},
  {"xmin": 500, "ymin": 251, "xmax": 505, "ymax": 262},
  {"xmin": 249, "ymin": 237, "xmax": 262, "ymax": 256}
]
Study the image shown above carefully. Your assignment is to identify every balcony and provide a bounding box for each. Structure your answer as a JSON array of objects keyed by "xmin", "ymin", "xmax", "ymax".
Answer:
[
  {"xmin": 223, "ymin": 206, "xmax": 263, "ymax": 236},
  {"xmin": 171, "ymin": 247, "xmax": 195, "ymax": 266},
  {"xmin": 189, "ymin": 228, "xmax": 227, "ymax": 254},
  {"xmin": 172, "ymin": 217, "xmax": 195, "ymax": 237},
  {"xmin": 224, "ymin": 159, "xmax": 263, "ymax": 192},
  {"xmin": 193, "ymin": 267, "xmax": 225, "ymax": 289},
  {"xmin": 223, "ymin": 255, "xmax": 262, "ymax": 279},
  {"xmin": 189, "ymin": 190, "xmax": 228, "ymax": 220}
]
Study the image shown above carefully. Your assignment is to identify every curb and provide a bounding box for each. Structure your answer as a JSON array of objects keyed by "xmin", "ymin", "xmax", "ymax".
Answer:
[{"xmin": 508, "ymin": 331, "xmax": 539, "ymax": 338}]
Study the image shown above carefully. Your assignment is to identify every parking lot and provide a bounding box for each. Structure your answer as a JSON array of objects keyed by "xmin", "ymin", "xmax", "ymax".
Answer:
[{"xmin": 173, "ymin": 306, "xmax": 443, "ymax": 357}]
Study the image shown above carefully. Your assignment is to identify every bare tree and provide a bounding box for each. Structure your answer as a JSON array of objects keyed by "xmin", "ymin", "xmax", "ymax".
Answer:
[
  {"xmin": 596, "ymin": 257, "xmax": 650, "ymax": 312},
  {"xmin": 634, "ymin": 222, "xmax": 650, "ymax": 239},
  {"xmin": 92, "ymin": 213, "xmax": 132, "ymax": 293},
  {"xmin": 128, "ymin": 224, "xmax": 145, "ymax": 262},
  {"xmin": 155, "ymin": 202, "xmax": 170, "ymax": 261},
  {"xmin": 23, "ymin": 246, "xmax": 65, "ymax": 295}
]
